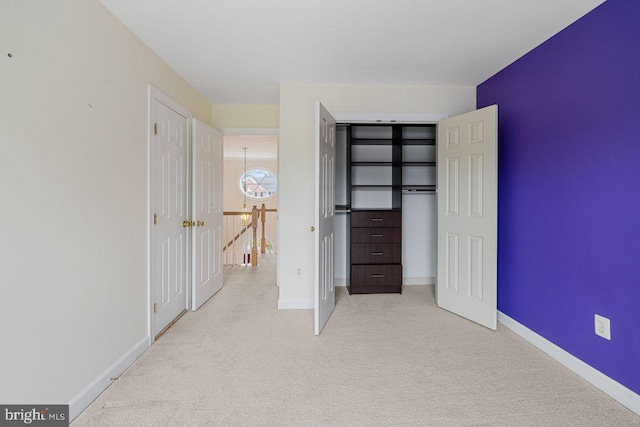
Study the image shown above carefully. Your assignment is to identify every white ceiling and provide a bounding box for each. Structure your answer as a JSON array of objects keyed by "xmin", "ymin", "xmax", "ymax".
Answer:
[{"xmin": 98, "ymin": 0, "xmax": 605, "ymax": 105}]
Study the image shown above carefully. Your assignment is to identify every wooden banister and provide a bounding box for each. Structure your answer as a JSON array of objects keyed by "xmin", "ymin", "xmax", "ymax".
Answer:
[
  {"xmin": 223, "ymin": 224, "xmax": 251, "ymax": 252},
  {"xmin": 223, "ymin": 207, "xmax": 277, "ymax": 265},
  {"xmin": 251, "ymin": 205, "xmax": 259, "ymax": 266},
  {"xmin": 224, "ymin": 209, "xmax": 277, "ymax": 215},
  {"xmin": 260, "ymin": 203, "xmax": 267, "ymax": 253}
]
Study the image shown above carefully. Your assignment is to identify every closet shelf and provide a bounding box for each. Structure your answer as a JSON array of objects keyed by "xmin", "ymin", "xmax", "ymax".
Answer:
[
  {"xmin": 351, "ymin": 184, "xmax": 401, "ymax": 188},
  {"xmin": 351, "ymin": 138, "xmax": 394, "ymax": 146},
  {"xmin": 401, "ymin": 185, "xmax": 436, "ymax": 192},
  {"xmin": 401, "ymin": 139, "xmax": 436, "ymax": 146},
  {"xmin": 351, "ymin": 161, "xmax": 394, "ymax": 166}
]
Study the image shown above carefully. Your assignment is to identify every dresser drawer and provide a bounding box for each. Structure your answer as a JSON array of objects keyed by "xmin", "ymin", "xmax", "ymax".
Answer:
[
  {"xmin": 351, "ymin": 210, "xmax": 401, "ymax": 228},
  {"xmin": 351, "ymin": 265, "xmax": 402, "ymax": 291},
  {"xmin": 351, "ymin": 243, "xmax": 401, "ymax": 264},
  {"xmin": 351, "ymin": 227, "xmax": 401, "ymax": 243}
]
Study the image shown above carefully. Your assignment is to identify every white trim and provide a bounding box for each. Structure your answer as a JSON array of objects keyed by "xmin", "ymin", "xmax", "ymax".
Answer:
[
  {"xmin": 278, "ymin": 299, "xmax": 313, "ymax": 310},
  {"xmin": 149, "ymin": 85, "xmax": 192, "ymax": 118},
  {"xmin": 147, "ymin": 87, "xmax": 153, "ymax": 346},
  {"xmin": 220, "ymin": 127, "xmax": 279, "ymax": 136},
  {"xmin": 498, "ymin": 311, "xmax": 640, "ymax": 416},
  {"xmin": 331, "ymin": 112, "xmax": 449, "ymax": 124},
  {"xmin": 335, "ymin": 278, "xmax": 348, "ymax": 287},
  {"xmin": 68, "ymin": 336, "xmax": 149, "ymax": 422},
  {"xmin": 148, "ymin": 85, "xmax": 194, "ymax": 344},
  {"xmin": 404, "ymin": 277, "xmax": 435, "ymax": 286}
]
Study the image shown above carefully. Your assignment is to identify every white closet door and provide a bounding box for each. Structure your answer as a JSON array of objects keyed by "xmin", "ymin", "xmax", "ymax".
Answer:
[
  {"xmin": 192, "ymin": 119, "xmax": 224, "ymax": 310},
  {"xmin": 315, "ymin": 102, "xmax": 336, "ymax": 335},
  {"xmin": 151, "ymin": 98, "xmax": 190, "ymax": 334},
  {"xmin": 436, "ymin": 105, "xmax": 498, "ymax": 330}
]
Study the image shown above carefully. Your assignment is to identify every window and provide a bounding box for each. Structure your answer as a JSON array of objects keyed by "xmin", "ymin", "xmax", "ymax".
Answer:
[{"xmin": 239, "ymin": 169, "xmax": 277, "ymax": 199}]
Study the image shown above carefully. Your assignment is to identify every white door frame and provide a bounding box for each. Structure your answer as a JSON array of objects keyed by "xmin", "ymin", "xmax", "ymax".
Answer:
[
  {"xmin": 331, "ymin": 112, "xmax": 448, "ymax": 124},
  {"xmin": 312, "ymin": 110, "xmax": 448, "ymax": 334},
  {"xmin": 221, "ymin": 127, "xmax": 280, "ymax": 286},
  {"xmin": 147, "ymin": 85, "xmax": 193, "ymax": 345},
  {"xmin": 329, "ymin": 109, "xmax": 499, "ymax": 330}
]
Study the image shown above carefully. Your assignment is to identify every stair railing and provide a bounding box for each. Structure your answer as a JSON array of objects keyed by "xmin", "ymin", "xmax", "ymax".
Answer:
[{"xmin": 223, "ymin": 204, "xmax": 277, "ymax": 265}]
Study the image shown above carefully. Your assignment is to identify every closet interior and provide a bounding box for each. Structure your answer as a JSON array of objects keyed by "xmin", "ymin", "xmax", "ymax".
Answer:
[{"xmin": 335, "ymin": 123, "xmax": 438, "ymax": 294}]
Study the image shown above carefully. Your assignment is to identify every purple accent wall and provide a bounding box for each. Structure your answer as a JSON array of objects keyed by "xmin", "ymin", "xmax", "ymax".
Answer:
[{"xmin": 478, "ymin": 0, "xmax": 640, "ymax": 394}]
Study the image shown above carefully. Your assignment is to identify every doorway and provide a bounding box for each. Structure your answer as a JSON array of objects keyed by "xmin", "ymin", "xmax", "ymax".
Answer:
[{"xmin": 221, "ymin": 132, "xmax": 278, "ymax": 268}]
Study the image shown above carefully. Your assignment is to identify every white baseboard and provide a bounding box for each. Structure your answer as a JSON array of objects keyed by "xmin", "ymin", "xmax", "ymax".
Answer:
[
  {"xmin": 277, "ymin": 299, "xmax": 313, "ymax": 309},
  {"xmin": 68, "ymin": 336, "xmax": 149, "ymax": 421},
  {"xmin": 335, "ymin": 278, "xmax": 348, "ymax": 287},
  {"xmin": 498, "ymin": 311, "xmax": 640, "ymax": 416}
]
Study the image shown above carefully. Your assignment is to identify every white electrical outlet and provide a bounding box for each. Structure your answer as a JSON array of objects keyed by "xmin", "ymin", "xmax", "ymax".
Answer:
[
  {"xmin": 594, "ymin": 314, "xmax": 611, "ymax": 340},
  {"xmin": 296, "ymin": 268, "xmax": 302, "ymax": 276}
]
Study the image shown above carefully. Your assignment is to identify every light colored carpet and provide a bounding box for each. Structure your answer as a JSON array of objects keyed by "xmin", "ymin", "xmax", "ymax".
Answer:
[{"xmin": 73, "ymin": 255, "xmax": 640, "ymax": 426}]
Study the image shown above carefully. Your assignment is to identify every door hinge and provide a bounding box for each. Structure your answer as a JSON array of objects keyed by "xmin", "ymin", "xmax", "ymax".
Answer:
[
  {"xmin": 154, "ymin": 213, "xmax": 157, "ymax": 225},
  {"xmin": 154, "ymin": 123, "xmax": 158, "ymax": 135},
  {"xmin": 154, "ymin": 303, "xmax": 157, "ymax": 315}
]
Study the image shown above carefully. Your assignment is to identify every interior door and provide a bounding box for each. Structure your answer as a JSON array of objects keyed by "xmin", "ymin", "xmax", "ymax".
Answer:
[
  {"xmin": 192, "ymin": 119, "xmax": 224, "ymax": 310},
  {"xmin": 436, "ymin": 105, "xmax": 498, "ymax": 330},
  {"xmin": 151, "ymin": 98, "xmax": 190, "ymax": 335},
  {"xmin": 314, "ymin": 102, "xmax": 336, "ymax": 335}
]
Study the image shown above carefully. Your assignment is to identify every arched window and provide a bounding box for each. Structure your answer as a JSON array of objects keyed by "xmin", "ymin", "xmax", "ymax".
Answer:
[{"xmin": 239, "ymin": 169, "xmax": 277, "ymax": 199}]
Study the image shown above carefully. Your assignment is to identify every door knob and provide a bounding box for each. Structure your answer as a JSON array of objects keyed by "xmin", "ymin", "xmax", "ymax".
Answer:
[
  {"xmin": 182, "ymin": 220, "xmax": 195, "ymax": 228},
  {"xmin": 310, "ymin": 226, "xmax": 315, "ymax": 232},
  {"xmin": 197, "ymin": 220, "xmax": 205, "ymax": 227}
]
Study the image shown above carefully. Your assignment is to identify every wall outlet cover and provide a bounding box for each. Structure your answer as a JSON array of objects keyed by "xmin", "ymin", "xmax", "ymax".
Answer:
[{"xmin": 594, "ymin": 314, "xmax": 611, "ymax": 340}]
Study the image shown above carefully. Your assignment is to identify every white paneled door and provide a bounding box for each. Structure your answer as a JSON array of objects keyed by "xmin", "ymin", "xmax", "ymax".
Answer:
[
  {"xmin": 151, "ymin": 94, "xmax": 191, "ymax": 336},
  {"xmin": 436, "ymin": 105, "xmax": 498, "ymax": 330},
  {"xmin": 192, "ymin": 119, "xmax": 224, "ymax": 310},
  {"xmin": 315, "ymin": 102, "xmax": 336, "ymax": 335}
]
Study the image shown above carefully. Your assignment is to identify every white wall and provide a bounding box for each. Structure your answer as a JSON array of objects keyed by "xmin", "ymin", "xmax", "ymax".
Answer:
[
  {"xmin": 212, "ymin": 104, "xmax": 280, "ymax": 129},
  {"xmin": 402, "ymin": 193, "xmax": 437, "ymax": 283},
  {"xmin": 278, "ymin": 83, "xmax": 476, "ymax": 307},
  {"xmin": 0, "ymin": 0, "xmax": 211, "ymax": 408}
]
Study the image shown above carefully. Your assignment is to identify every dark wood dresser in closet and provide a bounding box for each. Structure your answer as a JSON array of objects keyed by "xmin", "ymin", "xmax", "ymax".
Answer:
[{"xmin": 350, "ymin": 210, "xmax": 402, "ymax": 293}]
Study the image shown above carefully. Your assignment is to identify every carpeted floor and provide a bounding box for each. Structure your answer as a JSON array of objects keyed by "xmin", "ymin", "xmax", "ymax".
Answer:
[{"xmin": 73, "ymin": 254, "xmax": 640, "ymax": 426}]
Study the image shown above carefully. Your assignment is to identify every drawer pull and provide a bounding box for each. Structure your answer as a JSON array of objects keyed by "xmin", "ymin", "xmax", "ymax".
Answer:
[
  {"xmin": 371, "ymin": 218, "xmax": 384, "ymax": 222},
  {"xmin": 371, "ymin": 274, "xmax": 385, "ymax": 278},
  {"xmin": 371, "ymin": 234, "xmax": 383, "ymax": 237},
  {"xmin": 371, "ymin": 252, "xmax": 384, "ymax": 256}
]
